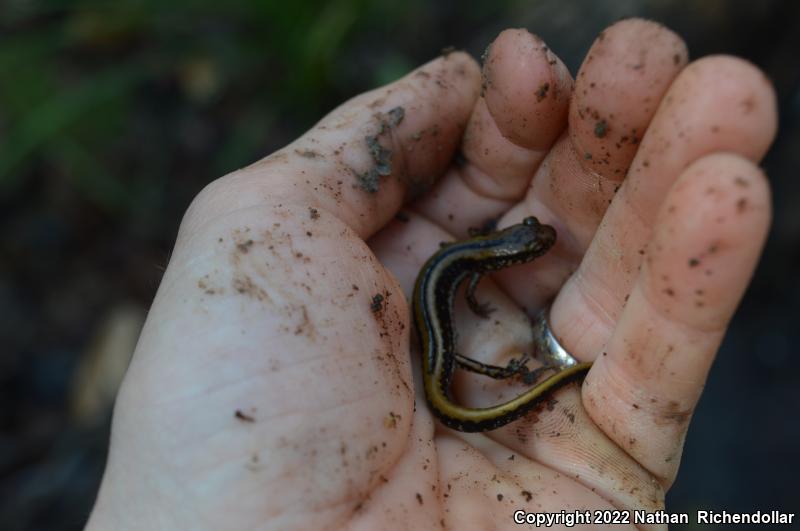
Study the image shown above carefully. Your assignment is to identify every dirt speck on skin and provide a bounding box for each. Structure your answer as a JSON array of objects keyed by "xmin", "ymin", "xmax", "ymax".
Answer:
[
  {"xmin": 416, "ymin": 493, "xmax": 423, "ymax": 505},
  {"xmin": 371, "ymin": 293, "xmax": 384, "ymax": 313},
  {"xmin": 236, "ymin": 239, "xmax": 254, "ymax": 253},
  {"xmin": 545, "ymin": 397, "xmax": 558, "ymax": 411},
  {"xmin": 737, "ymin": 197, "xmax": 748, "ymax": 212},
  {"xmin": 368, "ymin": 97, "xmax": 387, "ymax": 109},
  {"xmin": 740, "ymin": 96, "xmax": 756, "ymax": 114},
  {"xmin": 294, "ymin": 148, "xmax": 320, "ymax": 158},
  {"xmin": 233, "ymin": 274, "xmax": 271, "ymax": 302},
  {"xmin": 292, "ymin": 305, "xmax": 315, "ymax": 338},
  {"xmin": 594, "ymin": 119, "xmax": 609, "ymax": 138},
  {"xmin": 197, "ymin": 276, "xmax": 221, "ymax": 295},
  {"xmin": 387, "ymin": 106, "xmax": 405, "ymax": 127},
  {"xmin": 384, "ymin": 411, "xmax": 401, "ymax": 428},
  {"xmin": 245, "ymin": 452, "xmax": 262, "ymax": 472},
  {"xmin": 308, "ymin": 207, "xmax": 320, "ymax": 219},
  {"xmin": 235, "ymin": 409, "xmax": 255, "ymax": 422},
  {"xmin": 440, "ymin": 45, "xmax": 456, "ymax": 57},
  {"xmin": 657, "ymin": 401, "xmax": 692, "ymax": 426},
  {"xmin": 480, "ymin": 71, "xmax": 491, "ymax": 97},
  {"xmin": 266, "ymin": 152, "xmax": 289, "ymax": 163},
  {"xmin": 355, "ymin": 106, "xmax": 405, "ymax": 193},
  {"xmin": 535, "ymin": 82, "xmax": 550, "ymax": 102}
]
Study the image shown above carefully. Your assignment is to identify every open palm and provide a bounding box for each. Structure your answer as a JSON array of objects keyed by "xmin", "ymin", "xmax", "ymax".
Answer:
[{"xmin": 88, "ymin": 19, "xmax": 776, "ymax": 530}]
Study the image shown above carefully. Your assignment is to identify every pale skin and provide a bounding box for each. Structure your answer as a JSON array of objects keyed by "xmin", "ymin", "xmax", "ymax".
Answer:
[{"xmin": 87, "ymin": 19, "xmax": 777, "ymax": 531}]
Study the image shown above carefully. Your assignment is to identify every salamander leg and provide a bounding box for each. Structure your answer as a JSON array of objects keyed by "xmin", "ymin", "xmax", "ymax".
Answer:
[
  {"xmin": 454, "ymin": 352, "xmax": 531, "ymax": 380},
  {"xmin": 519, "ymin": 365, "xmax": 557, "ymax": 385},
  {"xmin": 466, "ymin": 273, "xmax": 495, "ymax": 318}
]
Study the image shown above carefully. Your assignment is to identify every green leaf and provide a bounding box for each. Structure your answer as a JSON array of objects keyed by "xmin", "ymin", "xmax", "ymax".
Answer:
[{"xmin": 0, "ymin": 66, "xmax": 143, "ymax": 193}]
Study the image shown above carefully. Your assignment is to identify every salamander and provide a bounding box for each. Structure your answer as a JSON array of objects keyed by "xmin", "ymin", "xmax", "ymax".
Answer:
[{"xmin": 412, "ymin": 216, "xmax": 592, "ymax": 432}]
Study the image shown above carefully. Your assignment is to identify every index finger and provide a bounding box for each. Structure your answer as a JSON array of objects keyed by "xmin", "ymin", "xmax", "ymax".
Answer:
[{"xmin": 181, "ymin": 52, "xmax": 481, "ymax": 242}]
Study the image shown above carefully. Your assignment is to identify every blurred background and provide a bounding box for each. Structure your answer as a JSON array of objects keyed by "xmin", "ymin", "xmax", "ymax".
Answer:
[{"xmin": 1, "ymin": 0, "xmax": 798, "ymax": 529}]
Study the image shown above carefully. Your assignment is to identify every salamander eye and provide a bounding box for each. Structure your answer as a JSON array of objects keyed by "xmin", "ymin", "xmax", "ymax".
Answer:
[{"xmin": 522, "ymin": 216, "xmax": 539, "ymax": 227}]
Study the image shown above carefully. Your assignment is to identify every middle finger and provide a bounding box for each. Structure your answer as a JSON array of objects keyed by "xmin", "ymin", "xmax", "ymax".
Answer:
[{"xmin": 495, "ymin": 19, "xmax": 689, "ymax": 310}]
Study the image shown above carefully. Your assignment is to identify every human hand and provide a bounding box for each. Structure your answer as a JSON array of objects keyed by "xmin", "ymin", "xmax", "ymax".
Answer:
[{"xmin": 87, "ymin": 19, "xmax": 776, "ymax": 530}]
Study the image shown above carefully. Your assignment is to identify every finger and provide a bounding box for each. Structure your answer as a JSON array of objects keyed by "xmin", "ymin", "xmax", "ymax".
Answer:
[
  {"xmin": 552, "ymin": 55, "xmax": 778, "ymax": 358},
  {"xmin": 182, "ymin": 52, "xmax": 481, "ymax": 242},
  {"xmin": 570, "ymin": 19, "xmax": 689, "ymax": 185},
  {"xmin": 492, "ymin": 19, "xmax": 689, "ymax": 309},
  {"xmin": 582, "ymin": 153, "xmax": 771, "ymax": 485},
  {"xmin": 387, "ymin": 27, "xmax": 574, "ymax": 322},
  {"xmin": 412, "ymin": 29, "xmax": 573, "ymax": 236}
]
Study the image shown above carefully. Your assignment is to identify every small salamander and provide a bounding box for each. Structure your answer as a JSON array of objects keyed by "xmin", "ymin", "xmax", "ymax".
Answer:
[{"xmin": 412, "ymin": 216, "xmax": 592, "ymax": 432}]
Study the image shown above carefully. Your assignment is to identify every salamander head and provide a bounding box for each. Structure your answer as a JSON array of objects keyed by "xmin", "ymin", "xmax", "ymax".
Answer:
[{"xmin": 499, "ymin": 216, "xmax": 557, "ymax": 260}]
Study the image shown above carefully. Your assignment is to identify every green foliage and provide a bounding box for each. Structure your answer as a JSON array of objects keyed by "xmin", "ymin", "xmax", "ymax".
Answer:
[
  {"xmin": 0, "ymin": 0, "xmax": 419, "ymax": 214},
  {"xmin": 0, "ymin": 66, "xmax": 142, "ymax": 192}
]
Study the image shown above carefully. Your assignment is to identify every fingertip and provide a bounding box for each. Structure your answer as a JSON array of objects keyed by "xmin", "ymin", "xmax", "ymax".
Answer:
[
  {"xmin": 569, "ymin": 17, "xmax": 688, "ymax": 180},
  {"xmin": 664, "ymin": 152, "xmax": 771, "ymax": 240},
  {"xmin": 434, "ymin": 50, "xmax": 483, "ymax": 99},
  {"xmin": 482, "ymin": 28, "xmax": 572, "ymax": 150},
  {"xmin": 666, "ymin": 55, "xmax": 778, "ymax": 162},
  {"xmin": 645, "ymin": 152, "xmax": 771, "ymax": 332},
  {"xmin": 395, "ymin": 50, "xmax": 483, "ymax": 123},
  {"xmin": 582, "ymin": 151, "xmax": 773, "ymax": 482},
  {"xmin": 600, "ymin": 17, "xmax": 689, "ymax": 63}
]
